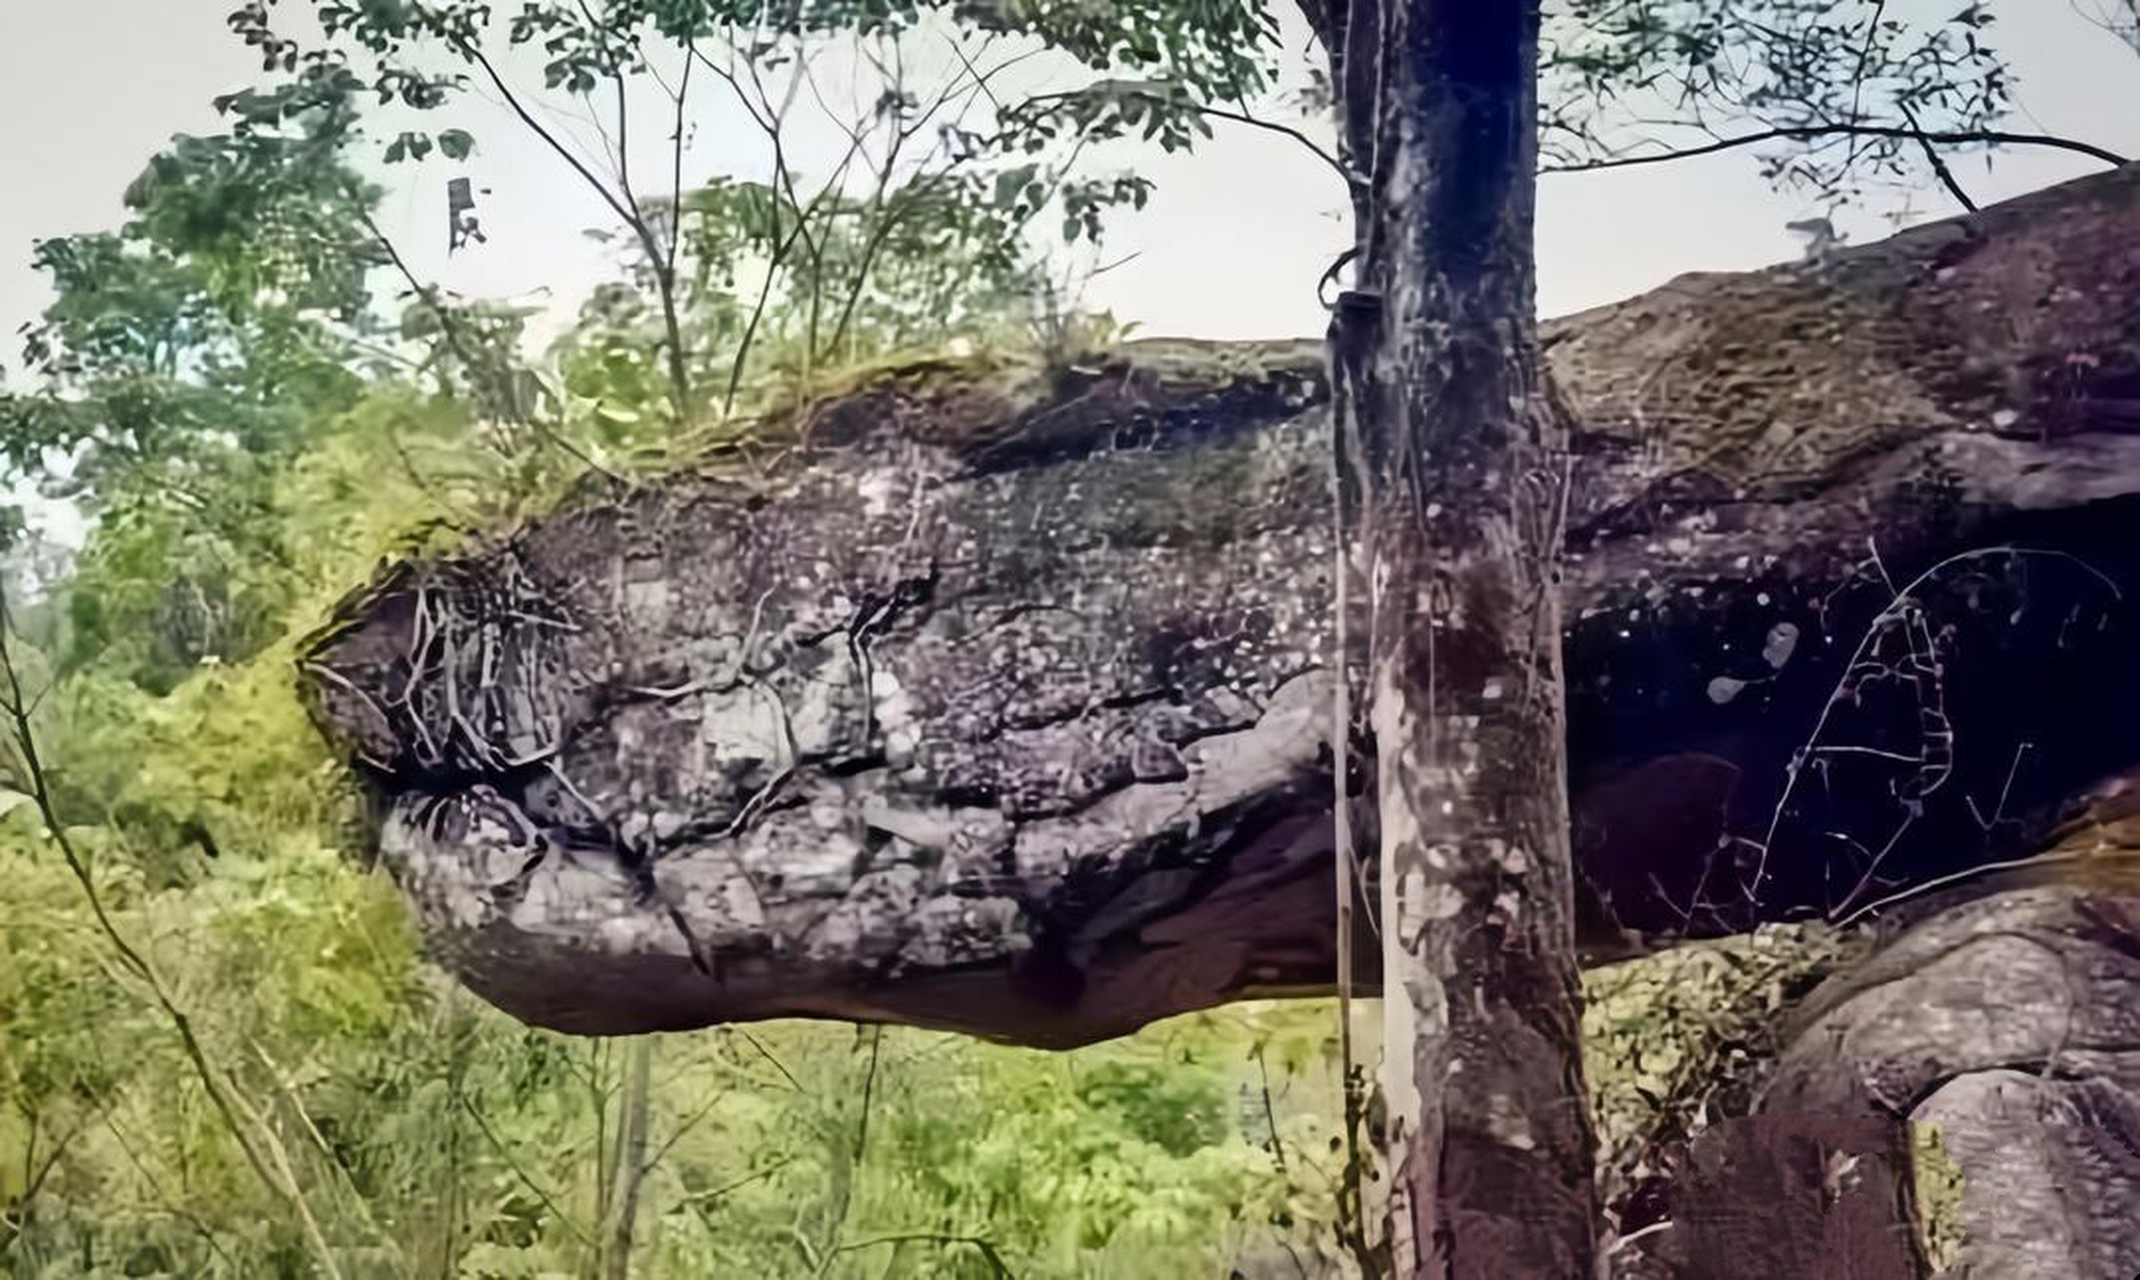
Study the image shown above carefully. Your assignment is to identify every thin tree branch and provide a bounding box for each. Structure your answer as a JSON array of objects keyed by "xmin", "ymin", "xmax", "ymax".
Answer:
[
  {"xmin": 574, "ymin": 0, "xmax": 694, "ymax": 423},
  {"xmin": 638, "ymin": 1086, "xmax": 726, "ymax": 1176},
  {"xmin": 677, "ymin": 1154, "xmax": 797, "ymax": 1213},
  {"xmin": 1839, "ymin": 0, "xmax": 1890, "ymax": 176},
  {"xmin": 811, "ymin": 43, "xmax": 1086, "ymax": 370},
  {"xmin": 103, "ymin": 1112, "xmax": 240, "ymax": 1271},
  {"xmin": 248, "ymin": 1038, "xmax": 400, "ymax": 1268},
  {"xmin": 603, "ymin": 1037, "xmax": 655, "ymax": 1280},
  {"xmin": 442, "ymin": 26, "xmax": 640, "ymax": 232},
  {"xmin": 0, "ymin": 1106, "xmax": 92, "ymax": 1248},
  {"xmin": 695, "ymin": 41, "xmax": 873, "ymax": 414},
  {"xmin": 733, "ymin": 1028, "xmax": 803, "ymax": 1092},
  {"xmin": 1251, "ymin": 1041, "xmax": 1289, "ymax": 1174},
  {"xmin": 667, "ymin": 38, "xmax": 694, "ymax": 288},
  {"xmin": 1545, "ymin": 123, "xmax": 2129, "ymax": 174},
  {"xmin": 455, "ymin": 1093, "xmax": 598, "ymax": 1249},
  {"xmin": 1900, "ymin": 102, "xmax": 1979, "ymax": 212},
  {"xmin": 853, "ymin": 1026, "xmax": 882, "ymax": 1165}
]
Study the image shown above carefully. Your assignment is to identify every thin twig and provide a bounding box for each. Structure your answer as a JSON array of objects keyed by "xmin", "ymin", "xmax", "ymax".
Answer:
[
  {"xmin": 1545, "ymin": 122, "xmax": 2127, "ymax": 174},
  {"xmin": 249, "ymin": 1038, "xmax": 403, "ymax": 1274},
  {"xmin": 1899, "ymin": 101, "xmax": 1979, "ymax": 212},
  {"xmin": 675, "ymin": 1153, "xmax": 798, "ymax": 1231},
  {"xmin": 638, "ymin": 1086, "xmax": 727, "ymax": 1177},
  {"xmin": 103, "ymin": 1112, "xmax": 240, "ymax": 1270},
  {"xmin": 573, "ymin": 0, "xmax": 693, "ymax": 422},
  {"xmin": 444, "ymin": 25, "xmax": 640, "ymax": 232},
  {"xmin": 667, "ymin": 38, "xmax": 694, "ymax": 287},
  {"xmin": 734, "ymin": 1028, "xmax": 804, "ymax": 1091},
  {"xmin": 1832, "ymin": 847, "xmax": 2111, "ymax": 930},
  {"xmin": 853, "ymin": 1027, "xmax": 883, "ymax": 1165},
  {"xmin": 1749, "ymin": 547, "xmax": 2120, "ymax": 905},
  {"xmin": 455, "ymin": 1093, "xmax": 597, "ymax": 1249},
  {"xmin": 1252, "ymin": 1042, "xmax": 1289, "ymax": 1174}
]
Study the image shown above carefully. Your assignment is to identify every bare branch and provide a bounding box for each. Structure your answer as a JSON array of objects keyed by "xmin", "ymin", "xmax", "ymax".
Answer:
[
  {"xmin": 667, "ymin": 39, "xmax": 693, "ymax": 287},
  {"xmin": 1546, "ymin": 122, "xmax": 2129, "ymax": 175},
  {"xmin": 444, "ymin": 28, "xmax": 641, "ymax": 233},
  {"xmin": 573, "ymin": 0, "xmax": 693, "ymax": 423},
  {"xmin": 1899, "ymin": 102, "xmax": 1978, "ymax": 213}
]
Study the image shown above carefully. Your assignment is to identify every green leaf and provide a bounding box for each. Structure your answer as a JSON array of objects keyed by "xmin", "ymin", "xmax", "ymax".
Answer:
[
  {"xmin": 992, "ymin": 163, "xmax": 1038, "ymax": 210},
  {"xmin": 438, "ymin": 128, "xmax": 475, "ymax": 160}
]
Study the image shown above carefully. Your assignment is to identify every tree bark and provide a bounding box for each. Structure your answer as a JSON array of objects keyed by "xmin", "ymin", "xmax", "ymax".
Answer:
[
  {"xmin": 297, "ymin": 164, "xmax": 2140, "ymax": 1050},
  {"xmin": 1334, "ymin": 2, "xmax": 1596, "ymax": 1272}
]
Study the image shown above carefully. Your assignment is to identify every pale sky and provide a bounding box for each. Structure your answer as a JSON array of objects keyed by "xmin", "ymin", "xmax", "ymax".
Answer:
[{"xmin": 1, "ymin": 1, "xmax": 2134, "ymax": 373}]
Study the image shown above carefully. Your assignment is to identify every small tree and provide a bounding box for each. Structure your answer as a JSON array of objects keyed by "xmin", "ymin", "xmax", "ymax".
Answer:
[{"xmin": 0, "ymin": 108, "xmax": 384, "ymax": 686}]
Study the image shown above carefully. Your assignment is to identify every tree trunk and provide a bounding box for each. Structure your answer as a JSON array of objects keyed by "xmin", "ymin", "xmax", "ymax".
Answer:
[{"xmin": 1334, "ymin": 2, "xmax": 1595, "ymax": 1273}]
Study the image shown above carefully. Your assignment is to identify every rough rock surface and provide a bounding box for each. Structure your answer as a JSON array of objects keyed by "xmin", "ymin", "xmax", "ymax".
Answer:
[
  {"xmin": 300, "ymin": 164, "xmax": 2140, "ymax": 1048},
  {"xmin": 1754, "ymin": 793, "xmax": 2140, "ymax": 1279}
]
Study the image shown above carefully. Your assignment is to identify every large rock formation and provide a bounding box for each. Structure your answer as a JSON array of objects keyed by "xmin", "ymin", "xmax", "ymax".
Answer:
[{"xmin": 300, "ymin": 164, "xmax": 2140, "ymax": 1051}]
